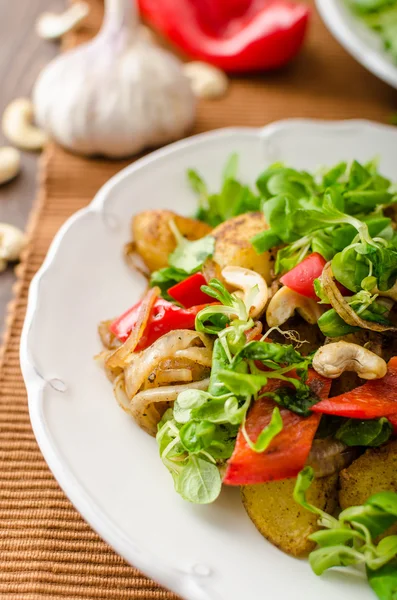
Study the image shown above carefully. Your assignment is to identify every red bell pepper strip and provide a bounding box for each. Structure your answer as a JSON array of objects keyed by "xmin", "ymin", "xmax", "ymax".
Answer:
[
  {"xmin": 138, "ymin": 0, "xmax": 310, "ymax": 73},
  {"xmin": 280, "ymin": 252, "xmax": 326, "ymax": 300},
  {"xmin": 223, "ymin": 370, "xmax": 332, "ymax": 485},
  {"xmin": 109, "ymin": 297, "xmax": 211, "ymax": 351},
  {"xmin": 168, "ymin": 273, "xmax": 214, "ymax": 308},
  {"xmin": 388, "ymin": 415, "xmax": 397, "ymax": 435},
  {"xmin": 312, "ymin": 357, "xmax": 397, "ymax": 420}
]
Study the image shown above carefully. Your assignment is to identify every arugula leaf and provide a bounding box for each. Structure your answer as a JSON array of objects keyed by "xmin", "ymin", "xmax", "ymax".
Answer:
[
  {"xmin": 208, "ymin": 338, "xmax": 232, "ymax": 396},
  {"xmin": 256, "ymin": 165, "xmax": 317, "ymax": 200},
  {"xmin": 317, "ymin": 288, "xmax": 392, "ymax": 337},
  {"xmin": 294, "ymin": 466, "xmax": 397, "ymax": 597},
  {"xmin": 173, "ymin": 389, "xmax": 209, "ymax": 424},
  {"xmin": 242, "ymin": 407, "xmax": 283, "ymax": 452},
  {"xmin": 188, "ymin": 154, "xmax": 260, "ymax": 226},
  {"xmin": 308, "ymin": 545, "xmax": 364, "ymax": 575},
  {"xmin": 318, "ymin": 309, "xmax": 359, "ymax": 337},
  {"xmin": 178, "ymin": 456, "xmax": 222, "ymax": 504},
  {"xmin": 350, "ymin": 0, "xmax": 396, "ymax": 14},
  {"xmin": 265, "ymin": 386, "xmax": 321, "ymax": 417},
  {"xmin": 157, "ymin": 411, "xmax": 225, "ymax": 504},
  {"xmin": 234, "ymin": 340, "xmax": 309, "ymax": 368},
  {"xmin": 366, "ymin": 492, "xmax": 397, "ymax": 518},
  {"xmin": 149, "ymin": 223, "xmax": 214, "ymax": 300},
  {"xmin": 349, "ymin": 1, "xmax": 397, "ymax": 64},
  {"xmin": 168, "ymin": 229, "xmax": 215, "ymax": 274},
  {"xmin": 195, "ymin": 278, "xmax": 251, "ymax": 335},
  {"xmin": 336, "ymin": 417, "xmax": 393, "ymax": 447},
  {"xmin": 367, "ymin": 561, "xmax": 397, "ymax": 600},
  {"xmin": 187, "ymin": 168, "xmax": 208, "ymax": 196},
  {"xmin": 150, "ymin": 266, "xmax": 188, "ymax": 299},
  {"xmin": 217, "ymin": 370, "xmax": 270, "ymax": 396},
  {"xmin": 252, "ymin": 159, "xmax": 397, "ymax": 301},
  {"xmin": 179, "ymin": 420, "xmax": 216, "ymax": 453}
]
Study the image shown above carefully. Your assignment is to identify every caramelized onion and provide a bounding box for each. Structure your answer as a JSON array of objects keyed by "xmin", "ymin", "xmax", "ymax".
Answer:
[
  {"xmin": 98, "ymin": 320, "xmax": 120, "ymax": 350},
  {"xmin": 105, "ymin": 286, "xmax": 160, "ymax": 370},
  {"xmin": 322, "ymin": 263, "xmax": 397, "ymax": 334},
  {"xmin": 124, "ymin": 241, "xmax": 150, "ymax": 279},
  {"xmin": 174, "ymin": 346, "xmax": 213, "ymax": 367},
  {"xmin": 123, "ymin": 329, "xmax": 212, "ymax": 400},
  {"xmin": 307, "ymin": 438, "xmax": 358, "ymax": 478},
  {"xmin": 115, "ymin": 376, "xmax": 210, "ymax": 436},
  {"xmin": 155, "ymin": 368, "xmax": 193, "ymax": 384}
]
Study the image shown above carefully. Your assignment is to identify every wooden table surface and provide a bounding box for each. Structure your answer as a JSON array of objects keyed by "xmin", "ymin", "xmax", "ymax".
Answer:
[{"xmin": 0, "ymin": 0, "xmax": 64, "ymax": 334}]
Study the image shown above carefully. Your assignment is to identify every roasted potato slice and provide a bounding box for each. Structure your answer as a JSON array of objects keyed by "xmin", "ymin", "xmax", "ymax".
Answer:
[
  {"xmin": 241, "ymin": 474, "xmax": 338, "ymax": 557},
  {"xmin": 339, "ymin": 441, "xmax": 397, "ymax": 537},
  {"xmin": 210, "ymin": 212, "xmax": 273, "ymax": 284},
  {"xmin": 132, "ymin": 210, "xmax": 212, "ymax": 272},
  {"xmin": 339, "ymin": 440, "xmax": 397, "ymax": 507}
]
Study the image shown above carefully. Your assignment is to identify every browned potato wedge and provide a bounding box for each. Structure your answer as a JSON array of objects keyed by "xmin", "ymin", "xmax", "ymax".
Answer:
[
  {"xmin": 241, "ymin": 474, "xmax": 338, "ymax": 557},
  {"xmin": 339, "ymin": 440, "xmax": 397, "ymax": 507},
  {"xmin": 339, "ymin": 441, "xmax": 397, "ymax": 537},
  {"xmin": 210, "ymin": 212, "xmax": 273, "ymax": 284},
  {"xmin": 132, "ymin": 210, "xmax": 212, "ymax": 272}
]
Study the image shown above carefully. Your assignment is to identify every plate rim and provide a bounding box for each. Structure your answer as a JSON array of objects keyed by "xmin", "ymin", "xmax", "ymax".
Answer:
[
  {"xmin": 20, "ymin": 118, "xmax": 397, "ymax": 600},
  {"xmin": 316, "ymin": 0, "xmax": 397, "ymax": 90}
]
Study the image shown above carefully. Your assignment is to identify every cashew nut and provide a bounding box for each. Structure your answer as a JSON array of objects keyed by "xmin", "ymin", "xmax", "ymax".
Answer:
[
  {"xmin": 183, "ymin": 62, "xmax": 229, "ymax": 99},
  {"xmin": 0, "ymin": 147, "xmax": 21, "ymax": 185},
  {"xmin": 36, "ymin": 2, "xmax": 89, "ymax": 40},
  {"xmin": 0, "ymin": 224, "xmax": 26, "ymax": 272},
  {"xmin": 312, "ymin": 341, "xmax": 387, "ymax": 380},
  {"xmin": 222, "ymin": 266, "xmax": 268, "ymax": 318},
  {"xmin": 2, "ymin": 99, "xmax": 48, "ymax": 151},
  {"xmin": 266, "ymin": 286, "xmax": 323, "ymax": 327}
]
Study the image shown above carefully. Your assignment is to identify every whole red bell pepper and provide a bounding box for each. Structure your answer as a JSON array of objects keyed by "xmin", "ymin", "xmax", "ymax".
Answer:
[
  {"xmin": 168, "ymin": 273, "xmax": 214, "ymax": 308},
  {"xmin": 280, "ymin": 252, "xmax": 327, "ymax": 300},
  {"xmin": 109, "ymin": 297, "xmax": 211, "ymax": 351},
  {"xmin": 138, "ymin": 0, "xmax": 310, "ymax": 73},
  {"xmin": 312, "ymin": 357, "xmax": 397, "ymax": 420},
  {"xmin": 223, "ymin": 370, "xmax": 332, "ymax": 485}
]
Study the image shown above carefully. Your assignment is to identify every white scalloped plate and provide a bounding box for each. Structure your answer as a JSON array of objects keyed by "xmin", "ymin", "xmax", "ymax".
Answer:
[
  {"xmin": 21, "ymin": 120, "xmax": 397, "ymax": 600},
  {"xmin": 316, "ymin": 0, "xmax": 397, "ymax": 90}
]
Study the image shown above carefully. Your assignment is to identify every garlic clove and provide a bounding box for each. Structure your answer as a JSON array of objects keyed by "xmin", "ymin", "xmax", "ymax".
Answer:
[
  {"xmin": 2, "ymin": 98, "xmax": 48, "ymax": 151},
  {"xmin": 36, "ymin": 2, "xmax": 90, "ymax": 41},
  {"xmin": 0, "ymin": 147, "xmax": 21, "ymax": 185},
  {"xmin": 0, "ymin": 224, "xmax": 26, "ymax": 266},
  {"xmin": 183, "ymin": 62, "xmax": 229, "ymax": 99}
]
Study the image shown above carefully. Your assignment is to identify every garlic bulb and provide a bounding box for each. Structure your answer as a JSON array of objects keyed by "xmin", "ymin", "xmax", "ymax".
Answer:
[{"xmin": 33, "ymin": 0, "xmax": 196, "ymax": 158}]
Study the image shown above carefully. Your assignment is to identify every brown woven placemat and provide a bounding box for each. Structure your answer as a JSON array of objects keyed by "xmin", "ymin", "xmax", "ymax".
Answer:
[{"xmin": 0, "ymin": 1, "xmax": 395, "ymax": 598}]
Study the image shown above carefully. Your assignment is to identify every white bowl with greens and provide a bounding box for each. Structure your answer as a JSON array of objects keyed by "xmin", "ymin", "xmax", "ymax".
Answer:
[
  {"xmin": 316, "ymin": 0, "xmax": 397, "ymax": 89},
  {"xmin": 21, "ymin": 120, "xmax": 397, "ymax": 600}
]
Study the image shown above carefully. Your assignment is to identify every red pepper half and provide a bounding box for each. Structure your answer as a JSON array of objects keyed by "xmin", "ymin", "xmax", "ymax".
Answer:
[
  {"xmin": 312, "ymin": 357, "xmax": 397, "ymax": 420},
  {"xmin": 280, "ymin": 252, "xmax": 326, "ymax": 300},
  {"xmin": 109, "ymin": 297, "xmax": 210, "ymax": 351},
  {"xmin": 168, "ymin": 273, "xmax": 214, "ymax": 308},
  {"xmin": 138, "ymin": 0, "xmax": 310, "ymax": 73},
  {"xmin": 223, "ymin": 370, "xmax": 331, "ymax": 485}
]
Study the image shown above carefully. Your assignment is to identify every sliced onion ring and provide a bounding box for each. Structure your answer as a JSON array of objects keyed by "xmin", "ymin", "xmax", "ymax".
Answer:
[
  {"xmin": 322, "ymin": 263, "xmax": 397, "ymax": 334},
  {"xmin": 124, "ymin": 241, "xmax": 150, "ymax": 279},
  {"xmin": 124, "ymin": 329, "xmax": 213, "ymax": 400},
  {"xmin": 307, "ymin": 438, "xmax": 357, "ymax": 478},
  {"xmin": 105, "ymin": 286, "xmax": 160, "ymax": 370}
]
